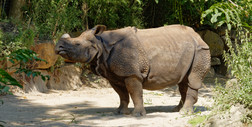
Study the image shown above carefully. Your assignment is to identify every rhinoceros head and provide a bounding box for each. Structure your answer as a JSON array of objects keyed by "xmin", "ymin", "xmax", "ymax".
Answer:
[{"xmin": 55, "ymin": 25, "xmax": 106, "ymax": 63}]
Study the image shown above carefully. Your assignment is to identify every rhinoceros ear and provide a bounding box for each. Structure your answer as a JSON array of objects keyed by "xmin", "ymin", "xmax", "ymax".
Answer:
[
  {"xmin": 91, "ymin": 25, "xmax": 106, "ymax": 35},
  {"xmin": 61, "ymin": 33, "xmax": 71, "ymax": 39}
]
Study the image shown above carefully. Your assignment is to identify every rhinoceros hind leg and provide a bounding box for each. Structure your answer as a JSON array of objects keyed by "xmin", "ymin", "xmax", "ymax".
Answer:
[
  {"xmin": 179, "ymin": 49, "xmax": 210, "ymax": 114},
  {"xmin": 173, "ymin": 79, "xmax": 188, "ymax": 112},
  {"xmin": 110, "ymin": 83, "xmax": 130, "ymax": 115},
  {"xmin": 179, "ymin": 85, "xmax": 198, "ymax": 115}
]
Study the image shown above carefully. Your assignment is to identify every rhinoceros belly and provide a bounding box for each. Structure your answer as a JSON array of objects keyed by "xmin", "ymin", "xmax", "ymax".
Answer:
[{"xmin": 142, "ymin": 48, "xmax": 190, "ymax": 90}]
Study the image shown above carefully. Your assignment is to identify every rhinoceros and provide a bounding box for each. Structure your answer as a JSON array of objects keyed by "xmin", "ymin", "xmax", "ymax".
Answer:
[{"xmin": 55, "ymin": 25, "xmax": 211, "ymax": 116}]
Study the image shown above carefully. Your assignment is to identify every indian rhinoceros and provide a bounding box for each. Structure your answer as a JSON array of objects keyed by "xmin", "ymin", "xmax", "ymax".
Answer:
[{"xmin": 55, "ymin": 25, "xmax": 211, "ymax": 116}]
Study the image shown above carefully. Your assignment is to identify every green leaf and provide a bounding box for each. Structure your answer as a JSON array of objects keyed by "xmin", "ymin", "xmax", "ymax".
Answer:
[
  {"xmin": 136, "ymin": 0, "xmax": 142, "ymax": 4},
  {"xmin": 41, "ymin": 75, "xmax": 46, "ymax": 81},
  {"xmin": 2, "ymin": 86, "xmax": 10, "ymax": 92},
  {"xmin": 9, "ymin": 59, "xmax": 15, "ymax": 64},
  {"xmin": 217, "ymin": 20, "xmax": 225, "ymax": 27},
  {"xmin": 46, "ymin": 75, "xmax": 50, "ymax": 80},
  {"xmin": 227, "ymin": 23, "xmax": 232, "ymax": 30},
  {"xmin": 0, "ymin": 69, "xmax": 23, "ymax": 88},
  {"xmin": 155, "ymin": 0, "xmax": 158, "ymax": 4},
  {"xmin": 27, "ymin": 71, "xmax": 33, "ymax": 77},
  {"xmin": 210, "ymin": 12, "xmax": 222, "ymax": 23}
]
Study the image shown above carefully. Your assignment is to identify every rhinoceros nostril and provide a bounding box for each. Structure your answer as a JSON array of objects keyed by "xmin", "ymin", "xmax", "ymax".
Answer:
[{"xmin": 59, "ymin": 46, "xmax": 64, "ymax": 49}]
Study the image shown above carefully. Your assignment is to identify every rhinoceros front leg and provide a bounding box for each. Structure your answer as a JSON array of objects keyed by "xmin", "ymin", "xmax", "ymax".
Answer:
[
  {"xmin": 125, "ymin": 77, "xmax": 146, "ymax": 116},
  {"xmin": 110, "ymin": 83, "xmax": 130, "ymax": 115}
]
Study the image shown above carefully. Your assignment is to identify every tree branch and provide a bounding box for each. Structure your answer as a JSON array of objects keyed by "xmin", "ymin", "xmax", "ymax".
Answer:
[{"xmin": 228, "ymin": 0, "xmax": 243, "ymax": 10}]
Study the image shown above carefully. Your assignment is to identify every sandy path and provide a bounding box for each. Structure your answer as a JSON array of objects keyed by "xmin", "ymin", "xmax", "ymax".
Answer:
[{"xmin": 0, "ymin": 78, "xmax": 215, "ymax": 127}]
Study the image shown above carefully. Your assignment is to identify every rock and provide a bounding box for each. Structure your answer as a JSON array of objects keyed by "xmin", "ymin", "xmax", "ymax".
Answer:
[
  {"xmin": 204, "ymin": 105, "xmax": 247, "ymax": 127},
  {"xmin": 197, "ymin": 30, "xmax": 206, "ymax": 39},
  {"xmin": 31, "ymin": 41, "xmax": 58, "ymax": 69},
  {"xmin": 205, "ymin": 67, "xmax": 215, "ymax": 78},
  {"xmin": 0, "ymin": 58, "xmax": 20, "ymax": 75},
  {"xmin": 47, "ymin": 64, "xmax": 83, "ymax": 90},
  {"xmin": 199, "ymin": 30, "xmax": 224, "ymax": 57},
  {"xmin": 225, "ymin": 78, "xmax": 238, "ymax": 89},
  {"xmin": 211, "ymin": 57, "xmax": 221, "ymax": 66},
  {"xmin": 22, "ymin": 70, "xmax": 49, "ymax": 93},
  {"xmin": 217, "ymin": 26, "xmax": 227, "ymax": 36},
  {"xmin": 225, "ymin": 69, "xmax": 233, "ymax": 78}
]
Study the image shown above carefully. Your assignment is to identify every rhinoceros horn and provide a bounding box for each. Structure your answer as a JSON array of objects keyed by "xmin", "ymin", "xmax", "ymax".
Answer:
[{"xmin": 61, "ymin": 33, "xmax": 71, "ymax": 39}]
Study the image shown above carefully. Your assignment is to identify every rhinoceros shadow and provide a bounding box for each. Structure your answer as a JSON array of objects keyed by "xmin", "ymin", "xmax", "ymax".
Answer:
[
  {"xmin": 144, "ymin": 105, "xmax": 208, "ymax": 114},
  {"xmin": 68, "ymin": 104, "xmax": 208, "ymax": 118}
]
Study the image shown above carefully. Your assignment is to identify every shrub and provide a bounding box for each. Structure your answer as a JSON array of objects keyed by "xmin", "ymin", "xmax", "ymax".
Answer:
[
  {"xmin": 201, "ymin": 0, "xmax": 252, "ymax": 124},
  {"xmin": 0, "ymin": 49, "xmax": 50, "ymax": 95}
]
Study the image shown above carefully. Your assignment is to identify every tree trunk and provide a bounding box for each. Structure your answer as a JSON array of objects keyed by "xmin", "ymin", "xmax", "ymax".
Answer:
[{"xmin": 9, "ymin": 0, "xmax": 25, "ymax": 21}]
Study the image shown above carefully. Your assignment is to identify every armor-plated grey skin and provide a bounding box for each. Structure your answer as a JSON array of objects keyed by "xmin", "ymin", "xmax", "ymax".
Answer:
[{"xmin": 55, "ymin": 25, "xmax": 211, "ymax": 116}]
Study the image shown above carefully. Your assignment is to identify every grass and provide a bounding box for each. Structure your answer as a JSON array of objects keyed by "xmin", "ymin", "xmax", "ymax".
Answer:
[{"xmin": 188, "ymin": 115, "xmax": 207, "ymax": 127}]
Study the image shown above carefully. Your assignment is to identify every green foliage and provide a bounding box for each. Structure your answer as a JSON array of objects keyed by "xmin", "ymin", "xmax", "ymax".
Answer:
[
  {"xmin": 0, "ymin": 49, "xmax": 50, "ymax": 95},
  {"xmin": 201, "ymin": 2, "xmax": 240, "ymax": 30},
  {"xmin": 0, "ymin": 21, "xmax": 38, "ymax": 58},
  {"xmin": 0, "ymin": 68, "xmax": 22, "ymax": 94},
  {"xmin": 20, "ymin": 28, "xmax": 35, "ymax": 48},
  {"xmin": 23, "ymin": 0, "xmax": 83, "ymax": 40},
  {"xmin": 86, "ymin": 0, "xmax": 143, "ymax": 29},
  {"xmin": 188, "ymin": 115, "xmax": 207, "ymax": 127},
  {"xmin": 201, "ymin": 1, "xmax": 251, "ymax": 30},
  {"xmin": 220, "ymin": 29, "xmax": 252, "ymax": 109},
  {"xmin": 0, "ymin": 26, "xmax": 23, "ymax": 57},
  {"xmin": 201, "ymin": 1, "xmax": 252, "ymax": 124},
  {"xmin": 8, "ymin": 49, "xmax": 45, "ymax": 66},
  {"xmin": 22, "ymin": 0, "xmax": 143, "ymax": 40},
  {"xmin": 8, "ymin": 49, "xmax": 50, "ymax": 80},
  {"xmin": 142, "ymin": 0, "xmax": 216, "ymax": 27}
]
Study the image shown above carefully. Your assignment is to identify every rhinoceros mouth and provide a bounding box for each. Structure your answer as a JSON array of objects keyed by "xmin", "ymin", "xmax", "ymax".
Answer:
[
  {"xmin": 56, "ymin": 49, "xmax": 71, "ymax": 59},
  {"xmin": 58, "ymin": 50, "xmax": 67, "ymax": 55}
]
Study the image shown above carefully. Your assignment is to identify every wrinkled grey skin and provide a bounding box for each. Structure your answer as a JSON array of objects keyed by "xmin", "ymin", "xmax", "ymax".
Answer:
[{"xmin": 55, "ymin": 25, "xmax": 211, "ymax": 116}]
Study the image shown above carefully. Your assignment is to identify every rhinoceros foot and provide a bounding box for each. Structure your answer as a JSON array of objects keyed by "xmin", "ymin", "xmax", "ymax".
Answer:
[
  {"xmin": 132, "ymin": 108, "xmax": 146, "ymax": 117},
  {"xmin": 115, "ymin": 107, "xmax": 130, "ymax": 115},
  {"xmin": 172, "ymin": 105, "xmax": 183, "ymax": 112},
  {"xmin": 179, "ymin": 107, "xmax": 194, "ymax": 115}
]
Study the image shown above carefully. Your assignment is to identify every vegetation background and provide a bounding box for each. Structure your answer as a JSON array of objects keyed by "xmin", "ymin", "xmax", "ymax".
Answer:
[{"xmin": 0, "ymin": 0, "xmax": 251, "ymax": 126}]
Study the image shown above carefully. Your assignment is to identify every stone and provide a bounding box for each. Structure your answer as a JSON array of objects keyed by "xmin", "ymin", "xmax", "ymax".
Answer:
[
  {"xmin": 225, "ymin": 78, "xmax": 238, "ymax": 89},
  {"xmin": 31, "ymin": 41, "xmax": 58, "ymax": 69},
  {"xmin": 204, "ymin": 105, "xmax": 247, "ymax": 127},
  {"xmin": 47, "ymin": 64, "xmax": 83, "ymax": 90},
  {"xmin": 211, "ymin": 57, "xmax": 221, "ymax": 66},
  {"xmin": 0, "ymin": 58, "xmax": 20, "ymax": 75},
  {"xmin": 199, "ymin": 30, "xmax": 224, "ymax": 57},
  {"xmin": 197, "ymin": 30, "xmax": 206, "ymax": 39},
  {"xmin": 22, "ymin": 70, "xmax": 49, "ymax": 93},
  {"xmin": 205, "ymin": 67, "xmax": 215, "ymax": 78}
]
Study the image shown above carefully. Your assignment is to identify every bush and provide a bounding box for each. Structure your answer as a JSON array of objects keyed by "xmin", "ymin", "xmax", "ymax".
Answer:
[
  {"xmin": 22, "ymin": 0, "xmax": 144, "ymax": 40},
  {"xmin": 201, "ymin": 0, "xmax": 252, "ymax": 124},
  {"xmin": 0, "ymin": 49, "xmax": 50, "ymax": 95}
]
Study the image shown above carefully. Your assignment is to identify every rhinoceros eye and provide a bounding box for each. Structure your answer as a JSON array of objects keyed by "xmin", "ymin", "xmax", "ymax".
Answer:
[{"xmin": 75, "ymin": 43, "xmax": 80, "ymax": 46}]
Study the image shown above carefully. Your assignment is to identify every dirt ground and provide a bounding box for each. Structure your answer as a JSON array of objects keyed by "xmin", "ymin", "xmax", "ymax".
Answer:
[{"xmin": 0, "ymin": 77, "xmax": 223, "ymax": 127}]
